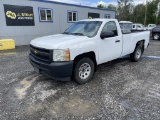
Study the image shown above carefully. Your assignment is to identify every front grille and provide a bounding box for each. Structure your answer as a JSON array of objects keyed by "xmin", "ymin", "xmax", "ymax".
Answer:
[{"xmin": 30, "ymin": 45, "xmax": 52, "ymax": 63}]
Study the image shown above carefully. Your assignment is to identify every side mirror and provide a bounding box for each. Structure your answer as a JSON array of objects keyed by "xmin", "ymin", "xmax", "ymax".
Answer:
[{"xmin": 100, "ymin": 31, "xmax": 115, "ymax": 39}]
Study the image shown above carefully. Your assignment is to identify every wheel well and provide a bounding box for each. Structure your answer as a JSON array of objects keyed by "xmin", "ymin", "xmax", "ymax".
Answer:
[
  {"xmin": 153, "ymin": 33, "xmax": 160, "ymax": 38},
  {"xmin": 136, "ymin": 40, "xmax": 145, "ymax": 52},
  {"xmin": 73, "ymin": 52, "xmax": 97, "ymax": 71},
  {"xmin": 153, "ymin": 33, "xmax": 159, "ymax": 35}
]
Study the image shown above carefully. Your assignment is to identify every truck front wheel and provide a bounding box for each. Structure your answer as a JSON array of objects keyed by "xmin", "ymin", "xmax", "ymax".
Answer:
[
  {"xmin": 73, "ymin": 58, "xmax": 95, "ymax": 84},
  {"xmin": 130, "ymin": 45, "xmax": 143, "ymax": 62}
]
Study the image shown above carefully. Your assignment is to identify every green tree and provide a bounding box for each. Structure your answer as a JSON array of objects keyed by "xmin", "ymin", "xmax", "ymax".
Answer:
[
  {"xmin": 97, "ymin": 0, "xmax": 160, "ymax": 25},
  {"xmin": 106, "ymin": 4, "xmax": 117, "ymax": 11},
  {"xmin": 117, "ymin": 0, "xmax": 133, "ymax": 21},
  {"xmin": 156, "ymin": 9, "xmax": 160, "ymax": 24},
  {"xmin": 132, "ymin": 4, "xmax": 145, "ymax": 24},
  {"xmin": 97, "ymin": 4, "xmax": 106, "ymax": 8},
  {"xmin": 146, "ymin": 0, "xmax": 160, "ymax": 25}
]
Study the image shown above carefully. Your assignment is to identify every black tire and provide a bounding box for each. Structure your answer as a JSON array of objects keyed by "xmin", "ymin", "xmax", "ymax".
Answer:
[
  {"xmin": 73, "ymin": 57, "xmax": 95, "ymax": 84},
  {"xmin": 130, "ymin": 45, "xmax": 143, "ymax": 62},
  {"xmin": 153, "ymin": 33, "xmax": 160, "ymax": 40}
]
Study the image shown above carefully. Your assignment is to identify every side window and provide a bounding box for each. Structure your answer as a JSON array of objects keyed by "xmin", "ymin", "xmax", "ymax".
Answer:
[
  {"xmin": 39, "ymin": 8, "xmax": 53, "ymax": 22},
  {"xmin": 137, "ymin": 25, "xmax": 141, "ymax": 28},
  {"xmin": 133, "ymin": 25, "xmax": 135, "ymax": 28},
  {"xmin": 101, "ymin": 21, "xmax": 118, "ymax": 36}
]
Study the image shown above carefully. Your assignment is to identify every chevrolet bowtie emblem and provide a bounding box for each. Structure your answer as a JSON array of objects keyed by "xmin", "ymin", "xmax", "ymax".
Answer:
[{"xmin": 34, "ymin": 50, "xmax": 38, "ymax": 54}]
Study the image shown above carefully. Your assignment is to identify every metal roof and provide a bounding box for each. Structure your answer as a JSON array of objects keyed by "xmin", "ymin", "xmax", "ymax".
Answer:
[{"xmin": 30, "ymin": 0, "xmax": 116, "ymax": 12}]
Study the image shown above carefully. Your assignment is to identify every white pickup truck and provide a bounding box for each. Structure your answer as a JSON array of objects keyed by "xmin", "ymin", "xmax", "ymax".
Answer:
[
  {"xmin": 29, "ymin": 19, "xmax": 150, "ymax": 84},
  {"xmin": 132, "ymin": 23, "xmax": 146, "ymax": 30},
  {"xmin": 146, "ymin": 24, "xmax": 156, "ymax": 30}
]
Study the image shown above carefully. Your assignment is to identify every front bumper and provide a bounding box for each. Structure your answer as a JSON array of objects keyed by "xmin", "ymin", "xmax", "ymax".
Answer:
[{"xmin": 29, "ymin": 54, "xmax": 73, "ymax": 81}]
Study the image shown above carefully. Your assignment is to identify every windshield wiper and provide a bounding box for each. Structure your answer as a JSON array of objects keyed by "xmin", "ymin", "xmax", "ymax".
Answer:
[
  {"xmin": 62, "ymin": 32, "xmax": 84, "ymax": 36},
  {"xmin": 62, "ymin": 32, "xmax": 70, "ymax": 34},
  {"xmin": 71, "ymin": 33, "xmax": 84, "ymax": 36}
]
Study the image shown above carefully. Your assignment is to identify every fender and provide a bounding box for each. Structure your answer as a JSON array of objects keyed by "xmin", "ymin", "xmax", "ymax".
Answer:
[{"xmin": 59, "ymin": 38, "xmax": 99, "ymax": 63}]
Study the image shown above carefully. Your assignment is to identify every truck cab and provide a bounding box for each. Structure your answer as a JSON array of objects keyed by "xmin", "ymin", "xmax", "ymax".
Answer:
[
  {"xmin": 29, "ymin": 19, "xmax": 150, "ymax": 84},
  {"xmin": 147, "ymin": 24, "xmax": 156, "ymax": 30}
]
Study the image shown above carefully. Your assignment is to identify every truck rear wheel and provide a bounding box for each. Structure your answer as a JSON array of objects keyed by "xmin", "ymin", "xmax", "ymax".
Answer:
[
  {"xmin": 73, "ymin": 58, "xmax": 95, "ymax": 84},
  {"xmin": 130, "ymin": 45, "xmax": 143, "ymax": 62}
]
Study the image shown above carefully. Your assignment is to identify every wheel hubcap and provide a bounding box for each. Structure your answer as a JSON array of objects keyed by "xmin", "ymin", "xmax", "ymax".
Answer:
[
  {"xmin": 136, "ymin": 48, "xmax": 142, "ymax": 59},
  {"xmin": 79, "ymin": 63, "xmax": 91, "ymax": 79},
  {"xmin": 154, "ymin": 35, "xmax": 159, "ymax": 40}
]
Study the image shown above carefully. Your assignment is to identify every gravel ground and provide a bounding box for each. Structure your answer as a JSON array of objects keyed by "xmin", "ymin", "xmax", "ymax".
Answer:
[{"xmin": 0, "ymin": 40, "xmax": 160, "ymax": 120}]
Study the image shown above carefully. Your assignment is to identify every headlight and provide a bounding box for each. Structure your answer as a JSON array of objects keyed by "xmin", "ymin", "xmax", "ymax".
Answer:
[{"xmin": 53, "ymin": 49, "xmax": 70, "ymax": 61}]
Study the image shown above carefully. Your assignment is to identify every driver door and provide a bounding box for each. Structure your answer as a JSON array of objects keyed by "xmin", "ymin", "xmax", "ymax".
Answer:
[{"xmin": 98, "ymin": 21, "xmax": 123, "ymax": 63}]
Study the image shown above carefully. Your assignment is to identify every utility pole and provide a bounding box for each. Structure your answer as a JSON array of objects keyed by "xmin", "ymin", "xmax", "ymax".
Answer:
[
  {"xmin": 158, "ymin": 2, "xmax": 160, "ymax": 15},
  {"xmin": 144, "ymin": 0, "xmax": 148, "ymax": 26}
]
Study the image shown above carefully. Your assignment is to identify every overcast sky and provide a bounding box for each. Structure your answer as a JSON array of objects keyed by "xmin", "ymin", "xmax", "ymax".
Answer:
[{"xmin": 50, "ymin": 0, "xmax": 147, "ymax": 7}]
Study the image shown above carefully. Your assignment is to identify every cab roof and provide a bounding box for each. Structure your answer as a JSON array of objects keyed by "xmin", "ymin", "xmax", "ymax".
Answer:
[{"xmin": 119, "ymin": 21, "xmax": 133, "ymax": 24}]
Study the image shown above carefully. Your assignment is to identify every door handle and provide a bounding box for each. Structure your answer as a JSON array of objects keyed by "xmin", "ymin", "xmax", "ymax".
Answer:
[{"xmin": 115, "ymin": 40, "xmax": 120, "ymax": 43}]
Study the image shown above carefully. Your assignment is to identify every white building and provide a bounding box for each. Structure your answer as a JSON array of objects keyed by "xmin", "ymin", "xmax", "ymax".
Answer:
[{"xmin": 0, "ymin": 0, "xmax": 116, "ymax": 46}]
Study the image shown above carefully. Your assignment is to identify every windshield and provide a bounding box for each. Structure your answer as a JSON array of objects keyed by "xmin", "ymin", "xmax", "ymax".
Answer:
[
  {"xmin": 138, "ymin": 24, "xmax": 144, "ymax": 28},
  {"xmin": 137, "ymin": 24, "xmax": 144, "ymax": 28},
  {"xmin": 149, "ymin": 24, "xmax": 156, "ymax": 27},
  {"xmin": 63, "ymin": 21, "xmax": 102, "ymax": 37}
]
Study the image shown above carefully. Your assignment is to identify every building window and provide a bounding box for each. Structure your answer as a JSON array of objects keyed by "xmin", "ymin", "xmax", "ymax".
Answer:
[
  {"xmin": 39, "ymin": 8, "xmax": 53, "ymax": 22},
  {"xmin": 104, "ymin": 14, "xmax": 111, "ymax": 19},
  {"xmin": 68, "ymin": 11, "xmax": 78, "ymax": 22},
  {"xmin": 88, "ymin": 13, "xmax": 100, "ymax": 19}
]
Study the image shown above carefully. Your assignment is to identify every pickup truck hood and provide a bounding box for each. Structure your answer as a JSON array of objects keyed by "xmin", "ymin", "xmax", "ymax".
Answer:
[{"xmin": 30, "ymin": 34, "xmax": 88, "ymax": 49}]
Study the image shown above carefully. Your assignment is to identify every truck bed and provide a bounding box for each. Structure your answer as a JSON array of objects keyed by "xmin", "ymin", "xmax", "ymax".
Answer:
[
  {"xmin": 122, "ymin": 29, "xmax": 149, "ymax": 34},
  {"xmin": 121, "ymin": 30, "xmax": 150, "ymax": 57}
]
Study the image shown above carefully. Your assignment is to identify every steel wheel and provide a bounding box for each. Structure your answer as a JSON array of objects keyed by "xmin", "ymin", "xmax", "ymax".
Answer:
[
  {"xmin": 73, "ymin": 57, "xmax": 95, "ymax": 84},
  {"xmin": 136, "ymin": 47, "xmax": 142, "ymax": 59},
  {"xmin": 79, "ymin": 63, "xmax": 91, "ymax": 79},
  {"xmin": 130, "ymin": 43, "xmax": 143, "ymax": 62}
]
